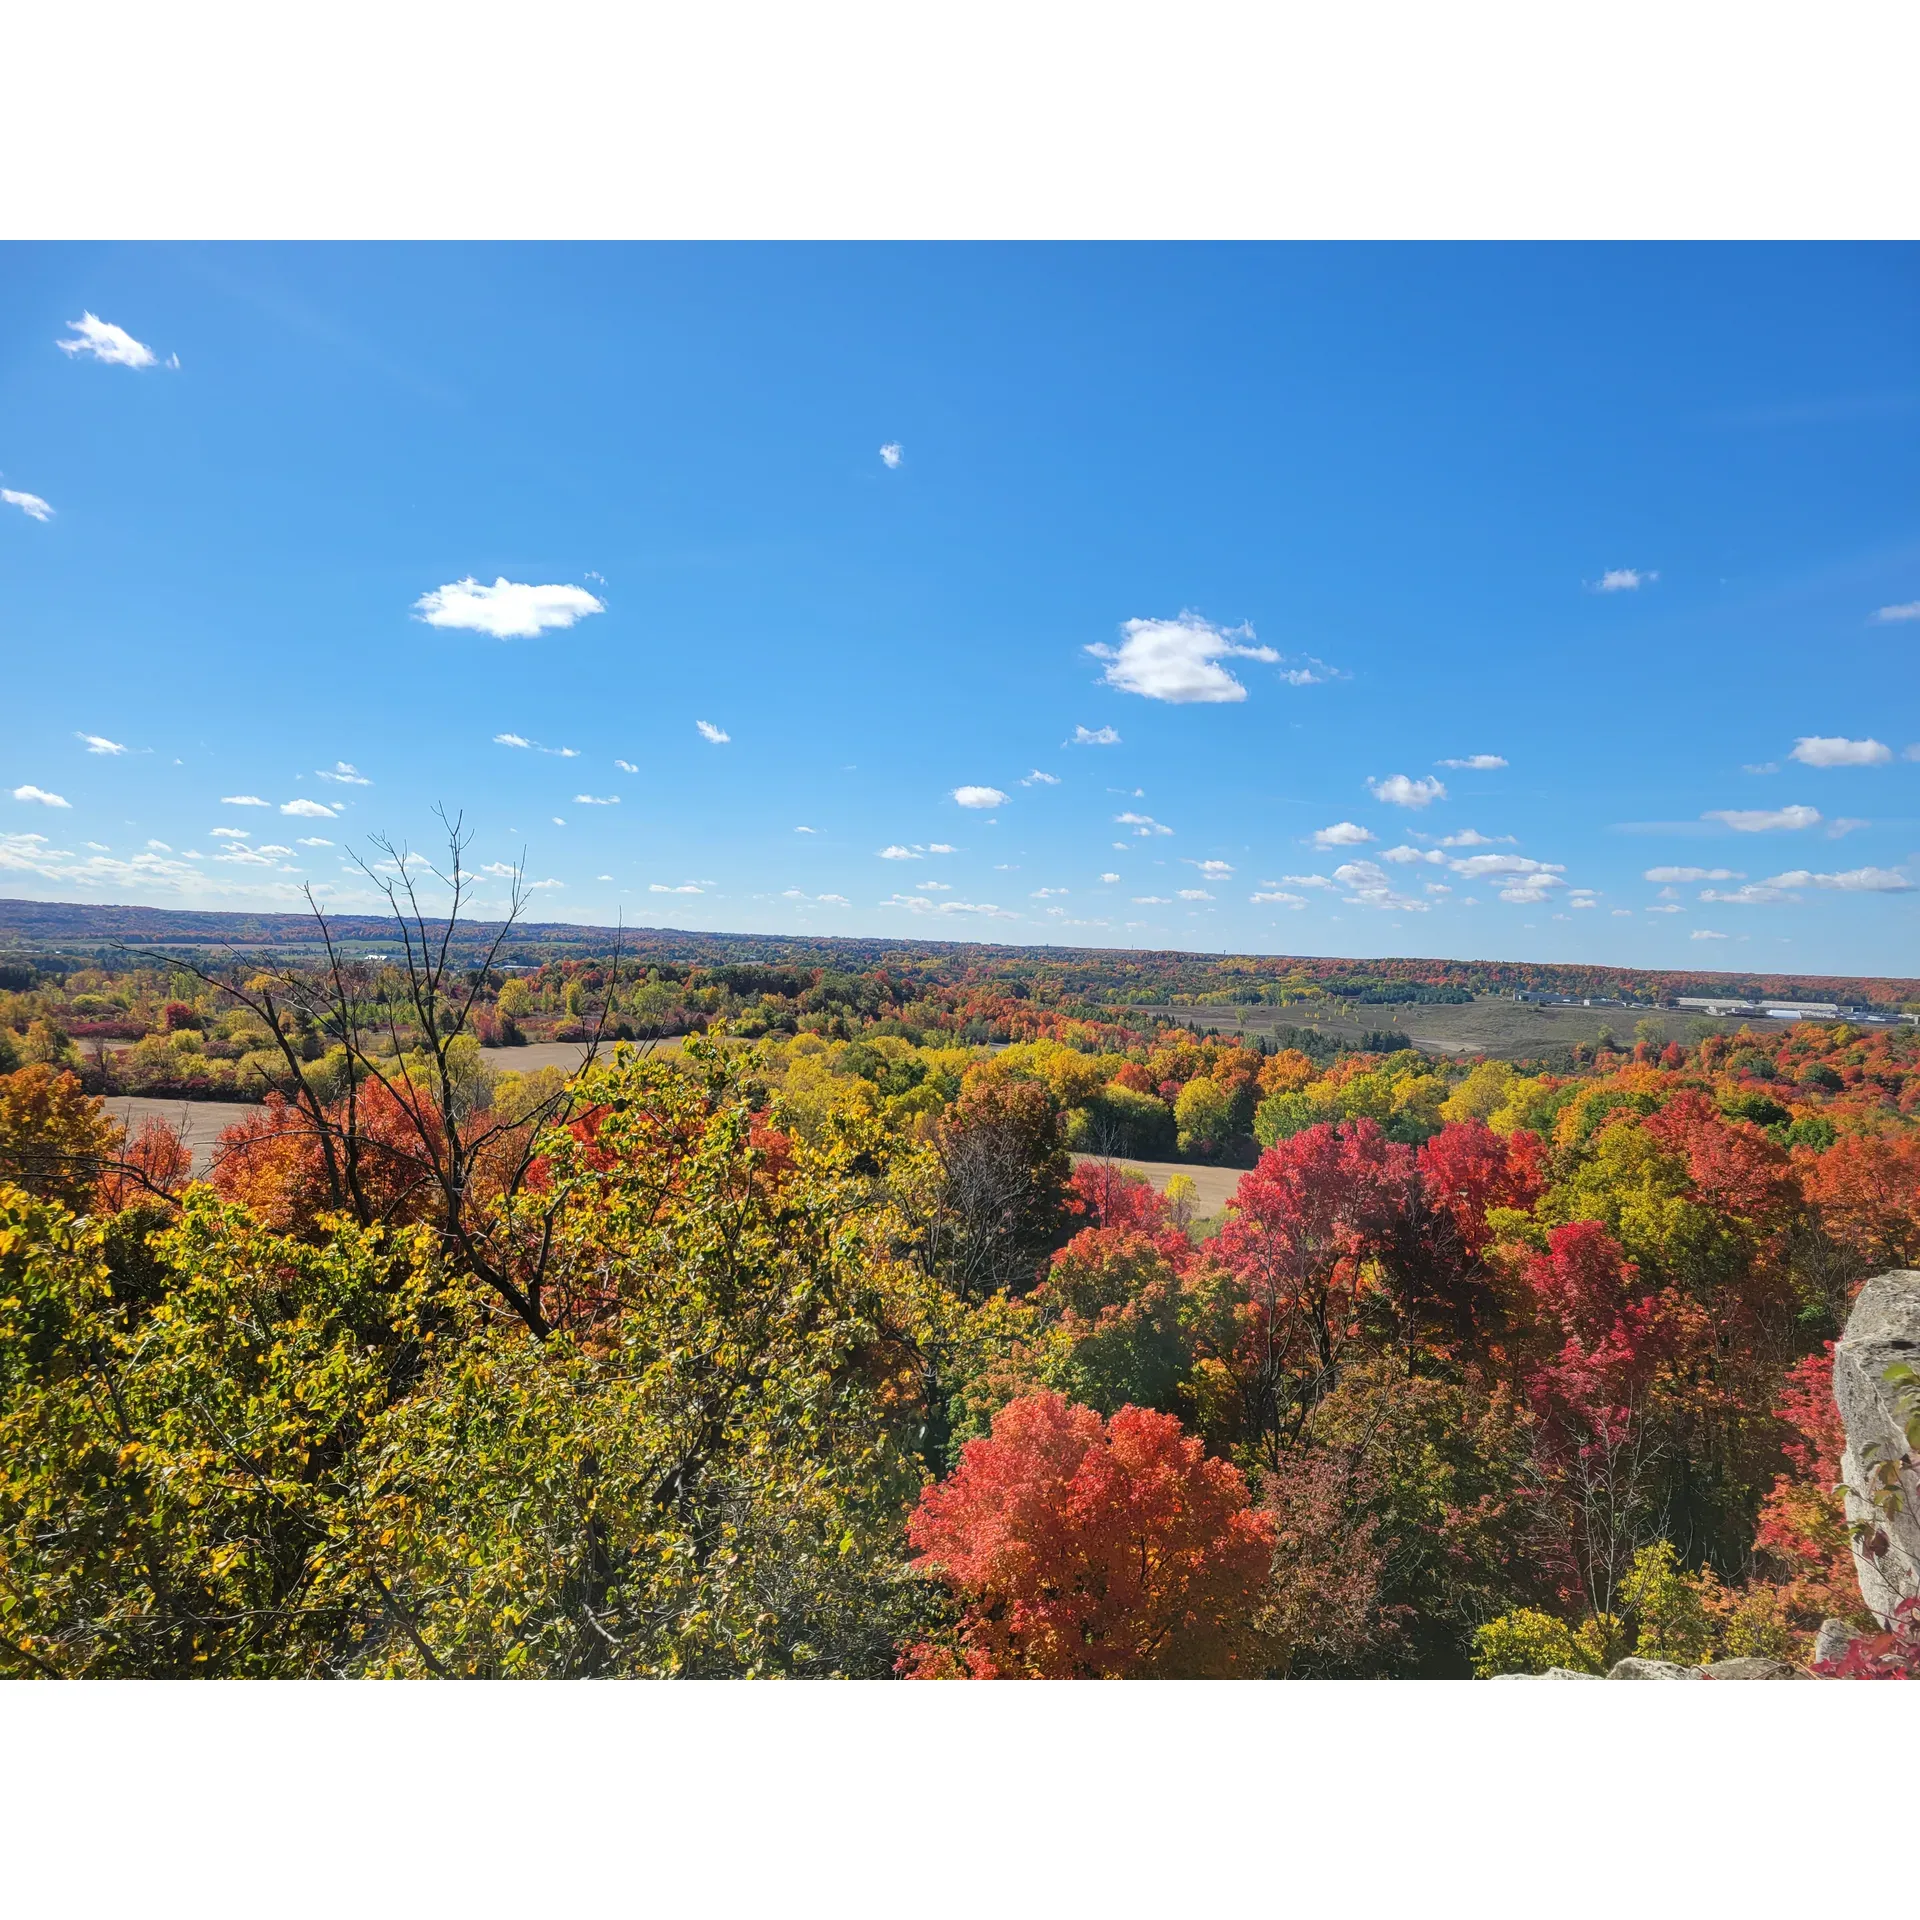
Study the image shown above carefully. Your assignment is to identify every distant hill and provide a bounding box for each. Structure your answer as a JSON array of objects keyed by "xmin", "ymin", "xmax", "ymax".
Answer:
[{"xmin": 2, "ymin": 895, "xmax": 1914, "ymax": 1007}]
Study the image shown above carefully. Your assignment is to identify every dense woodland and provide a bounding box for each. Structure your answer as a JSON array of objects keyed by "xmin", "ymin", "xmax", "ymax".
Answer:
[{"xmin": 1, "ymin": 893, "xmax": 1917, "ymax": 1677}]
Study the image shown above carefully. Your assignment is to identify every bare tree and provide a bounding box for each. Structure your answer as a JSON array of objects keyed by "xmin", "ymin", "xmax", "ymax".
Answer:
[{"xmin": 121, "ymin": 808, "xmax": 620, "ymax": 1337}]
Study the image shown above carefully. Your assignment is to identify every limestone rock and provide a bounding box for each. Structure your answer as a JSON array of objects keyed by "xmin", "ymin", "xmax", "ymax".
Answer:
[
  {"xmin": 1812, "ymin": 1618, "xmax": 1857, "ymax": 1669},
  {"xmin": 1833, "ymin": 1269, "xmax": 1920, "ymax": 1627},
  {"xmin": 1606, "ymin": 1657, "xmax": 1707, "ymax": 1680},
  {"xmin": 1698, "ymin": 1656, "xmax": 1805, "ymax": 1680}
]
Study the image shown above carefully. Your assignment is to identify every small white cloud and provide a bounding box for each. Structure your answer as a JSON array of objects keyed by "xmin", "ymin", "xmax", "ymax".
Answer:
[
  {"xmin": 146, "ymin": 839, "xmax": 171, "ymax": 852},
  {"xmin": 527, "ymin": 878, "xmax": 564, "ymax": 890},
  {"xmin": 879, "ymin": 442, "xmax": 903, "ymax": 469},
  {"xmin": 1612, "ymin": 909, "xmax": 1633, "ymax": 917},
  {"xmin": 615, "ymin": 758, "xmax": 639, "ymax": 773},
  {"xmin": 880, "ymin": 893, "xmax": 1016, "ymax": 920},
  {"xmin": 696, "ymin": 721, "xmax": 730, "ymax": 744},
  {"xmin": 1435, "ymin": 829, "xmax": 1513, "ymax": 848},
  {"xmin": 794, "ymin": 825, "xmax": 817, "ymax": 834},
  {"xmin": 1087, "ymin": 611, "xmax": 1279, "ymax": 704},
  {"xmin": 1369, "ymin": 773, "xmax": 1446, "ymax": 810},
  {"xmin": 2, "ymin": 488, "xmax": 53, "ymax": 522},
  {"xmin": 1704, "ymin": 805, "xmax": 1821, "ymax": 832},
  {"xmin": 878, "ymin": 845, "xmax": 920, "ymax": 860},
  {"xmin": 77, "ymin": 733, "xmax": 127, "ymax": 754},
  {"xmin": 927, "ymin": 843, "xmax": 957, "ymax": 853},
  {"xmin": 494, "ymin": 733, "xmax": 532, "ymax": 748},
  {"xmin": 818, "ymin": 894, "xmax": 849, "ymax": 906},
  {"xmin": 1437, "ymin": 754, "xmax": 1506, "ymax": 770},
  {"xmin": 1871, "ymin": 601, "xmax": 1920, "ymax": 623},
  {"xmin": 1700, "ymin": 884, "xmax": 1790, "ymax": 906},
  {"xmin": 1031, "ymin": 886, "xmax": 1068, "ymax": 898},
  {"xmin": 1115, "ymin": 811, "xmax": 1173, "ymax": 836},
  {"xmin": 1187, "ymin": 858, "xmax": 1235, "ymax": 877},
  {"xmin": 1449, "ymin": 853, "xmax": 1564, "ymax": 880},
  {"xmin": 650, "ymin": 883, "xmax": 705, "ymax": 894},
  {"xmin": 297, "ymin": 836, "xmax": 333, "ymax": 847},
  {"xmin": 1647, "ymin": 903, "xmax": 1684, "ymax": 914},
  {"xmin": 1765, "ymin": 866, "xmax": 1912, "ymax": 893},
  {"xmin": 573, "ymin": 794, "xmax": 620, "ymax": 806},
  {"xmin": 57, "ymin": 312, "xmax": 157, "ymax": 368},
  {"xmin": 1021, "ymin": 770, "xmax": 1060, "ymax": 786},
  {"xmin": 414, "ymin": 577, "xmax": 605, "ymax": 640},
  {"xmin": 1311, "ymin": 822, "xmax": 1374, "ymax": 847},
  {"xmin": 13, "ymin": 785, "xmax": 69, "ymax": 808},
  {"xmin": 280, "ymin": 799, "xmax": 336, "ymax": 819},
  {"xmin": 1744, "ymin": 762, "xmax": 1780, "ymax": 775},
  {"xmin": 1070, "ymin": 725, "xmax": 1121, "ymax": 746},
  {"xmin": 1594, "ymin": 568, "xmax": 1657, "ymax": 592},
  {"xmin": 210, "ymin": 826, "xmax": 251, "ymax": 840},
  {"xmin": 480, "ymin": 862, "xmax": 518, "ymax": 877},
  {"xmin": 552, "ymin": 817, "xmax": 565, "ymax": 826},
  {"xmin": 1099, "ymin": 872, "xmax": 1120, "ymax": 883},
  {"xmin": 222, "ymin": 795, "xmax": 269, "ymax": 807},
  {"xmin": 1790, "ymin": 735, "xmax": 1892, "ymax": 767},
  {"xmin": 1828, "ymin": 817, "xmax": 1870, "ymax": 838},
  {"xmin": 1382, "ymin": 845, "xmax": 1444, "ymax": 866},
  {"xmin": 918, "ymin": 880, "xmax": 953, "ymax": 891},
  {"xmin": 1132, "ymin": 895, "xmax": 1171, "ymax": 905},
  {"xmin": 317, "ymin": 761, "xmax": 372, "ymax": 784},
  {"xmin": 1691, "ymin": 928, "xmax": 1729, "ymax": 940},
  {"xmin": 953, "ymin": 785, "xmax": 1007, "ymax": 809},
  {"xmin": 1176, "ymin": 888, "xmax": 1213, "ymax": 901},
  {"xmin": 597, "ymin": 873, "xmax": 613, "ymax": 882},
  {"xmin": 1250, "ymin": 890, "xmax": 1307, "ymax": 907},
  {"xmin": 1646, "ymin": 866, "xmax": 1742, "ymax": 882}
]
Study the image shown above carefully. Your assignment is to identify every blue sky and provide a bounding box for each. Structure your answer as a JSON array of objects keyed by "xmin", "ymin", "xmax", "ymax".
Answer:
[{"xmin": 3, "ymin": 242, "xmax": 1916, "ymax": 973}]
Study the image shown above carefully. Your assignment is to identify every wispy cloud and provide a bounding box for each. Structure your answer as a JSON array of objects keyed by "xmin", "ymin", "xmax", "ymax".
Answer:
[
  {"xmin": 878, "ymin": 845, "xmax": 920, "ymax": 860},
  {"xmin": 57, "ymin": 312, "xmax": 157, "ymax": 368},
  {"xmin": 13, "ymin": 785, "xmax": 69, "ymax": 808},
  {"xmin": 1690, "ymin": 929, "xmax": 1728, "ymax": 940},
  {"xmin": 1020, "ymin": 770, "xmax": 1060, "ymax": 786},
  {"xmin": 650, "ymin": 882, "xmax": 705, "ymax": 894},
  {"xmin": 1251, "ymin": 890, "xmax": 1308, "ymax": 907},
  {"xmin": 927, "ymin": 843, "xmax": 956, "ymax": 854},
  {"xmin": 794, "ymin": 825, "xmax": 817, "ymax": 834},
  {"xmin": 696, "ymin": 721, "xmax": 730, "ymax": 744},
  {"xmin": 1646, "ymin": 866, "xmax": 1742, "ymax": 882},
  {"xmin": 615, "ymin": 758, "xmax": 638, "ymax": 773},
  {"xmin": 1790, "ymin": 735, "xmax": 1891, "ymax": 767},
  {"xmin": 1087, "ymin": 612, "xmax": 1279, "ymax": 704},
  {"xmin": 1131, "ymin": 895, "xmax": 1170, "ymax": 905},
  {"xmin": 2, "ymin": 488, "xmax": 53, "ymax": 522},
  {"xmin": 879, "ymin": 443, "xmax": 903, "ymax": 469},
  {"xmin": 281, "ymin": 799, "xmax": 336, "ymax": 819},
  {"xmin": 494, "ymin": 733, "xmax": 532, "ymax": 748},
  {"xmin": 1070, "ymin": 724, "xmax": 1121, "ymax": 746},
  {"xmin": 1187, "ymin": 858, "xmax": 1234, "ymax": 877},
  {"xmin": 1331, "ymin": 860, "xmax": 1428, "ymax": 913},
  {"xmin": 1382, "ymin": 845, "xmax": 1445, "ymax": 865},
  {"xmin": 1703, "ymin": 805, "xmax": 1821, "ymax": 831},
  {"xmin": 221, "ymin": 795, "xmax": 269, "ymax": 807},
  {"xmin": 76, "ymin": 733, "xmax": 126, "ymax": 755},
  {"xmin": 1311, "ymin": 822, "xmax": 1373, "ymax": 847},
  {"xmin": 1448, "ymin": 853, "xmax": 1565, "ymax": 880},
  {"xmin": 1176, "ymin": 888, "xmax": 1212, "ymax": 901},
  {"xmin": 1275, "ymin": 874, "xmax": 1335, "ymax": 889},
  {"xmin": 210, "ymin": 827, "xmax": 250, "ymax": 840},
  {"xmin": 1437, "ymin": 754, "xmax": 1506, "ymax": 770},
  {"xmin": 317, "ymin": 761, "xmax": 372, "ymax": 784},
  {"xmin": 1115, "ymin": 811, "xmax": 1173, "ymax": 837},
  {"xmin": 1593, "ymin": 568, "xmax": 1657, "ymax": 592},
  {"xmin": 1435, "ymin": 829, "xmax": 1512, "ymax": 848},
  {"xmin": 491, "ymin": 732, "xmax": 577, "ymax": 756},
  {"xmin": 297, "ymin": 836, "xmax": 333, "ymax": 848},
  {"xmin": 1031, "ymin": 886, "xmax": 1068, "ymax": 898},
  {"xmin": 1700, "ymin": 883, "xmax": 1790, "ymax": 906},
  {"xmin": 1764, "ymin": 865, "xmax": 1911, "ymax": 893},
  {"xmin": 882, "ymin": 893, "xmax": 1016, "ymax": 920},
  {"xmin": 1099, "ymin": 872, "xmax": 1119, "ymax": 883},
  {"xmin": 414, "ymin": 577, "xmax": 605, "ymax": 640},
  {"xmin": 1871, "ymin": 601, "xmax": 1920, "ymax": 623},
  {"xmin": 1369, "ymin": 773, "xmax": 1446, "ymax": 809},
  {"xmin": 572, "ymin": 794, "xmax": 620, "ymax": 806},
  {"xmin": 953, "ymin": 785, "xmax": 1007, "ymax": 809}
]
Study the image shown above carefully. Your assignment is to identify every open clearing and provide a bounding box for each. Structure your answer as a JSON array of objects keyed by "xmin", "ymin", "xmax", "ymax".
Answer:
[
  {"xmin": 1070, "ymin": 1153, "xmax": 1242, "ymax": 1216},
  {"xmin": 1131, "ymin": 995, "xmax": 1793, "ymax": 1061},
  {"xmin": 107, "ymin": 1097, "xmax": 257, "ymax": 1173}
]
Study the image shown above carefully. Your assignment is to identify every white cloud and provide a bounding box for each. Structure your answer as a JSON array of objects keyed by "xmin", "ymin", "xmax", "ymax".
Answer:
[
  {"xmin": 1449, "ymin": 853, "xmax": 1564, "ymax": 879},
  {"xmin": 879, "ymin": 443, "xmax": 903, "ymax": 469},
  {"xmin": 1115, "ymin": 811, "xmax": 1173, "ymax": 836},
  {"xmin": 1021, "ymin": 770, "xmax": 1060, "ymax": 786},
  {"xmin": 1871, "ymin": 601, "xmax": 1920, "ymax": 623},
  {"xmin": 210, "ymin": 826, "xmax": 251, "ymax": 840},
  {"xmin": 317, "ymin": 761, "xmax": 372, "ymax": 784},
  {"xmin": 553, "ymin": 817, "xmax": 565, "ymax": 826},
  {"xmin": 1086, "ymin": 612, "xmax": 1279, "ymax": 704},
  {"xmin": 1176, "ymin": 888, "xmax": 1213, "ymax": 901},
  {"xmin": 1691, "ymin": 929, "xmax": 1729, "ymax": 940},
  {"xmin": 696, "ymin": 721, "xmax": 730, "ymax": 744},
  {"xmin": 1277, "ymin": 874, "xmax": 1335, "ymax": 888},
  {"xmin": 1251, "ymin": 890, "xmax": 1308, "ymax": 907},
  {"xmin": 879, "ymin": 845, "xmax": 919, "ymax": 860},
  {"xmin": 1437, "ymin": 754, "xmax": 1506, "ymax": 770},
  {"xmin": 297, "ymin": 836, "xmax": 333, "ymax": 847},
  {"xmin": 414, "ymin": 577, "xmax": 605, "ymax": 640},
  {"xmin": 927, "ymin": 843, "xmax": 957, "ymax": 854},
  {"xmin": 1312, "ymin": 822, "xmax": 1374, "ymax": 847},
  {"xmin": 918, "ymin": 880, "xmax": 952, "ymax": 891},
  {"xmin": 222, "ymin": 794, "xmax": 269, "ymax": 807},
  {"xmin": 57, "ymin": 312, "xmax": 157, "ymax": 368},
  {"xmin": 494, "ymin": 733, "xmax": 532, "ymax": 748},
  {"xmin": 1070, "ymin": 725, "xmax": 1121, "ymax": 746},
  {"xmin": 76, "ymin": 733, "xmax": 126, "ymax": 754},
  {"xmin": 1700, "ymin": 884, "xmax": 1790, "ymax": 906},
  {"xmin": 1276, "ymin": 655, "xmax": 1343, "ymax": 686},
  {"xmin": 2, "ymin": 488, "xmax": 53, "ymax": 522},
  {"xmin": 1331, "ymin": 860, "xmax": 1428, "ymax": 912},
  {"xmin": 1132, "ymin": 895, "xmax": 1171, "ymax": 905},
  {"xmin": 650, "ymin": 883, "xmax": 705, "ymax": 895},
  {"xmin": 615, "ymin": 758, "xmax": 638, "ymax": 773},
  {"xmin": 818, "ymin": 894, "xmax": 849, "ymax": 906},
  {"xmin": 1099, "ymin": 872, "xmax": 1119, "ymax": 883},
  {"xmin": 1594, "ymin": 568, "xmax": 1657, "ymax": 592},
  {"xmin": 13, "ymin": 785, "xmax": 69, "ymax": 807},
  {"xmin": 1031, "ymin": 886, "xmax": 1068, "ymax": 898},
  {"xmin": 1828, "ymin": 818, "xmax": 1869, "ymax": 838},
  {"xmin": 1790, "ymin": 735, "xmax": 1891, "ymax": 767},
  {"xmin": 1612, "ymin": 909, "xmax": 1633, "ymax": 917},
  {"xmin": 479, "ymin": 862, "xmax": 518, "ymax": 877},
  {"xmin": 573, "ymin": 794, "xmax": 620, "ymax": 805},
  {"xmin": 1646, "ymin": 866, "xmax": 1742, "ymax": 882},
  {"xmin": 1369, "ymin": 773, "xmax": 1447, "ymax": 809},
  {"xmin": 1704, "ymin": 805, "xmax": 1821, "ymax": 831},
  {"xmin": 1647, "ymin": 904, "xmax": 1684, "ymax": 914},
  {"xmin": 1436, "ymin": 829, "xmax": 1512, "ymax": 847},
  {"xmin": 1188, "ymin": 858, "xmax": 1234, "ymax": 877},
  {"xmin": 1382, "ymin": 844, "xmax": 1444, "ymax": 866},
  {"xmin": 146, "ymin": 839, "xmax": 171, "ymax": 852},
  {"xmin": 527, "ymin": 878, "xmax": 565, "ymax": 890},
  {"xmin": 882, "ymin": 893, "xmax": 1016, "ymax": 920},
  {"xmin": 281, "ymin": 799, "xmax": 336, "ymax": 819},
  {"xmin": 1765, "ymin": 866, "xmax": 1912, "ymax": 893},
  {"xmin": 953, "ymin": 785, "xmax": 1007, "ymax": 809}
]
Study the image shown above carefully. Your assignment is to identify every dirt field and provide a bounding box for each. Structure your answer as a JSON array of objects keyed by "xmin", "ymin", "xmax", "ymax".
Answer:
[
  {"xmin": 107, "ymin": 1097, "xmax": 258, "ymax": 1173},
  {"xmin": 1132, "ymin": 996, "xmax": 1785, "ymax": 1061},
  {"xmin": 1070, "ymin": 1153, "xmax": 1242, "ymax": 1217}
]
